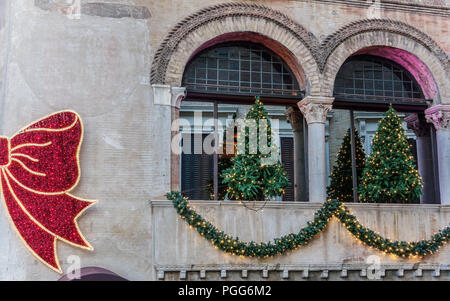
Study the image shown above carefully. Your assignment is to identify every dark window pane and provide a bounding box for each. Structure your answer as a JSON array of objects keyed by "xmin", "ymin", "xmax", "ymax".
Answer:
[
  {"xmin": 384, "ymin": 81, "xmax": 393, "ymax": 90},
  {"xmin": 283, "ymin": 74, "xmax": 292, "ymax": 84},
  {"xmin": 207, "ymin": 58, "xmax": 217, "ymax": 68},
  {"xmin": 218, "ymin": 59, "xmax": 228, "ymax": 69},
  {"xmin": 251, "ymin": 73, "xmax": 261, "ymax": 82},
  {"xmin": 364, "ymin": 81, "xmax": 373, "ymax": 89},
  {"xmin": 272, "ymin": 63, "xmax": 282, "ymax": 73},
  {"xmin": 229, "ymin": 71, "xmax": 239, "ymax": 81},
  {"xmin": 229, "ymin": 60, "xmax": 239, "ymax": 70},
  {"xmin": 262, "ymin": 62, "xmax": 271, "ymax": 72},
  {"xmin": 273, "ymin": 73, "xmax": 282, "ymax": 84},
  {"xmin": 196, "ymin": 69, "xmax": 206, "ymax": 78},
  {"xmin": 394, "ymin": 81, "xmax": 403, "ymax": 91},
  {"xmin": 374, "ymin": 80, "xmax": 383, "ymax": 90},
  {"xmin": 262, "ymin": 73, "xmax": 271, "ymax": 83},
  {"xmin": 229, "ymin": 48, "xmax": 239, "ymax": 59},
  {"xmin": 251, "ymin": 50, "xmax": 260, "ymax": 60},
  {"xmin": 374, "ymin": 71, "xmax": 382, "ymax": 79},
  {"xmin": 241, "ymin": 61, "xmax": 250, "ymax": 71},
  {"xmin": 219, "ymin": 71, "xmax": 228, "ymax": 81},
  {"xmin": 241, "ymin": 71, "xmax": 250, "ymax": 82},
  {"xmin": 251, "ymin": 61, "xmax": 261, "ymax": 72},
  {"xmin": 355, "ymin": 80, "xmax": 363, "ymax": 89}
]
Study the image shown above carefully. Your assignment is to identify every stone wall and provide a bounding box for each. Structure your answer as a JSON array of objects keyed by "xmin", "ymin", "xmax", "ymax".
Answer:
[{"xmin": 0, "ymin": 0, "xmax": 166, "ymax": 281}]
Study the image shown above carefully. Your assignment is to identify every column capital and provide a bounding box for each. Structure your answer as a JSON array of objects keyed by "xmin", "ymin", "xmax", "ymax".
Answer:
[
  {"xmin": 152, "ymin": 84, "xmax": 186, "ymax": 108},
  {"xmin": 297, "ymin": 96, "xmax": 333, "ymax": 124},
  {"xmin": 285, "ymin": 107, "xmax": 303, "ymax": 132},
  {"xmin": 404, "ymin": 114, "xmax": 430, "ymax": 137},
  {"xmin": 425, "ymin": 105, "xmax": 450, "ymax": 131}
]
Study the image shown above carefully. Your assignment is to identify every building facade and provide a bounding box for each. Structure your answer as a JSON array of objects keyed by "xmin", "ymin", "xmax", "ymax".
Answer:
[{"xmin": 0, "ymin": 0, "xmax": 448, "ymax": 280}]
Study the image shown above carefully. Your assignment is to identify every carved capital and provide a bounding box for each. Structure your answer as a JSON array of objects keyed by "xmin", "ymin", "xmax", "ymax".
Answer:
[
  {"xmin": 425, "ymin": 105, "xmax": 450, "ymax": 131},
  {"xmin": 297, "ymin": 96, "xmax": 333, "ymax": 124},
  {"xmin": 404, "ymin": 114, "xmax": 430, "ymax": 137},
  {"xmin": 171, "ymin": 86, "xmax": 187, "ymax": 108},
  {"xmin": 285, "ymin": 107, "xmax": 304, "ymax": 132}
]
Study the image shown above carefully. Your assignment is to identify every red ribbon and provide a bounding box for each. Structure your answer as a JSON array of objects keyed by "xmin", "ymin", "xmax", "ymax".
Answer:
[{"xmin": 0, "ymin": 111, "xmax": 96, "ymax": 273}]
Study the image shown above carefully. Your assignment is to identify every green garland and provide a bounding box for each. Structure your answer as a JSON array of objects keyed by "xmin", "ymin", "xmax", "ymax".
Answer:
[{"xmin": 166, "ymin": 191, "xmax": 449, "ymax": 258}]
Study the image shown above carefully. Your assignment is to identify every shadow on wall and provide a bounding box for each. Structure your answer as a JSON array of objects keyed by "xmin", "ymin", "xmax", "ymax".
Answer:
[{"xmin": 58, "ymin": 267, "xmax": 128, "ymax": 281}]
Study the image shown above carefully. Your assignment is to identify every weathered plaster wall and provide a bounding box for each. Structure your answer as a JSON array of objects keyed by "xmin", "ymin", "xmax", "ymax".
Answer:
[
  {"xmin": 0, "ymin": 0, "xmax": 10, "ymax": 113},
  {"xmin": 0, "ymin": 0, "xmax": 168, "ymax": 281}
]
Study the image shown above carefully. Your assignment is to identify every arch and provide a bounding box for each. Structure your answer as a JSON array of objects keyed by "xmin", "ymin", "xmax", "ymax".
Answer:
[
  {"xmin": 58, "ymin": 267, "xmax": 128, "ymax": 281},
  {"xmin": 182, "ymin": 33, "xmax": 306, "ymax": 92},
  {"xmin": 321, "ymin": 19, "xmax": 450, "ymax": 104},
  {"xmin": 150, "ymin": 3, "xmax": 321, "ymax": 94}
]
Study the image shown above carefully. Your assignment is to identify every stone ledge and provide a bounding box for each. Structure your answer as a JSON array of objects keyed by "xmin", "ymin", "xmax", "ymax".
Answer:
[
  {"xmin": 306, "ymin": 0, "xmax": 449, "ymax": 16},
  {"xmin": 149, "ymin": 200, "xmax": 450, "ymax": 211},
  {"xmin": 154, "ymin": 263, "xmax": 449, "ymax": 280}
]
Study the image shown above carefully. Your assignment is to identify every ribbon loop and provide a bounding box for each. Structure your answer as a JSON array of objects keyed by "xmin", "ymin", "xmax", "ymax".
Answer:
[
  {"xmin": 0, "ymin": 111, "xmax": 96, "ymax": 273},
  {"xmin": 0, "ymin": 137, "xmax": 10, "ymax": 167}
]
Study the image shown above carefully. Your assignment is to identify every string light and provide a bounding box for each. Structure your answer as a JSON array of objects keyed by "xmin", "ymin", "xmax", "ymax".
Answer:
[{"xmin": 167, "ymin": 191, "xmax": 449, "ymax": 259}]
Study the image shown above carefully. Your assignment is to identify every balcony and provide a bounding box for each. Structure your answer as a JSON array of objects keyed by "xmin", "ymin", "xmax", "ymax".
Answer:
[{"xmin": 150, "ymin": 200, "xmax": 449, "ymax": 280}]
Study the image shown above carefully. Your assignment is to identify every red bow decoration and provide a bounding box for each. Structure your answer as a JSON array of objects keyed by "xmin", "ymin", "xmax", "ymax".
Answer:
[{"xmin": 0, "ymin": 111, "xmax": 96, "ymax": 273}]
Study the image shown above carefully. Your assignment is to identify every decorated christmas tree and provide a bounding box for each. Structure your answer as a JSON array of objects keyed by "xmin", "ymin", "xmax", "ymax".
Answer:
[
  {"xmin": 222, "ymin": 97, "xmax": 290, "ymax": 201},
  {"xmin": 327, "ymin": 128, "xmax": 366, "ymax": 202},
  {"xmin": 358, "ymin": 106, "xmax": 422, "ymax": 203}
]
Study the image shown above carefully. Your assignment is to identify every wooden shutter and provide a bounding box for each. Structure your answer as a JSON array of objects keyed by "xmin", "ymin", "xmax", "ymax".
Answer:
[
  {"xmin": 181, "ymin": 133, "xmax": 213, "ymax": 200},
  {"xmin": 280, "ymin": 137, "xmax": 294, "ymax": 202}
]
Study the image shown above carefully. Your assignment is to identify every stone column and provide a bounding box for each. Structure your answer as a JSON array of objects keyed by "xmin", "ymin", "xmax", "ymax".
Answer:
[
  {"xmin": 405, "ymin": 114, "xmax": 435, "ymax": 204},
  {"xmin": 425, "ymin": 105, "xmax": 450, "ymax": 205},
  {"xmin": 285, "ymin": 107, "xmax": 307, "ymax": 202},
  {"xmin": 298, "ymin": 96, "xmax": 333, "ymax": 203},
  {"xmin": 152, "ymin": 84, "xmax": 186, "ymax": 191}
]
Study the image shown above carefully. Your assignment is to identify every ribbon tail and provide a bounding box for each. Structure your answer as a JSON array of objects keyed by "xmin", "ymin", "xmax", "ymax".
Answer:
[
  {"xmin": 0, "ymin": 172, "xmax": 61, "ymax": 273},
  {"xmin": 3, "ymin": 170, "xmax": 96, "ymax": 250}
]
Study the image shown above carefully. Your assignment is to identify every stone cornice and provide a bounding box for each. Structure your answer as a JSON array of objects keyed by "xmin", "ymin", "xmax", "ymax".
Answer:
[
  {"xmin": 34, "ymin": 0, "xmax": 151, "ymax": 19},
  {"xmin": 425, "ymin": 105, "xmax": 450, "ymax": 131},
  {"xmin": 299, "ymin": 0, "xmax": 449, "ymax": 16}
]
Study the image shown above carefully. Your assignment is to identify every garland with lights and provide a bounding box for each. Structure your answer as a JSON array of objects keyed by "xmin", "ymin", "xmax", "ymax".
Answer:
[{"xmin": 166, "ymin": 191, "xmax": 449, "ymax": 258}]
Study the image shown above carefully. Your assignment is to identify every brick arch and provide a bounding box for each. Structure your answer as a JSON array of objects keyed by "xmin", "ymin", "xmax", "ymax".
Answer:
[
  {"xmin": 58, "ymin": 267, "xmax": 128, "ymax": 281},
  {"xmin": 320, "ymin": 20, "xmax": 450, "ymax": 104},
  {"xmin": 150, "ymin": 3, "xmax": 321, "ymax": 94}
]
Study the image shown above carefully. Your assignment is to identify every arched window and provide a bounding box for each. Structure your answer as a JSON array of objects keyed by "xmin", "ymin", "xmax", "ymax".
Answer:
[
  {"xmin": 329, "ymin": 54, "xmax": 439, "ymax": 204},
  {"xmin": 334, "ymin": 55, "xmax": 425, "ymax": 106},
  {"xmin": 183, "ymin": 42, "xmax": 301, "ymax": 99},
  {"xmin": 180, "ymin": 42, "xmax": 303, "ymax": 201}
]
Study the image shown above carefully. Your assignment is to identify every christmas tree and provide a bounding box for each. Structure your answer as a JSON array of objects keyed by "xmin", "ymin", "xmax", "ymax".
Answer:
[
  {"xmin": 358, "ymin": 106, "xmax": 422, "ymax": 203},
  {"xmin": 327, "ymin": 128, "xmax": 366, "ymax": 202},
  {"xmin": 222, "ymin": 97, "xmax": 290, "ymax": 201}
]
